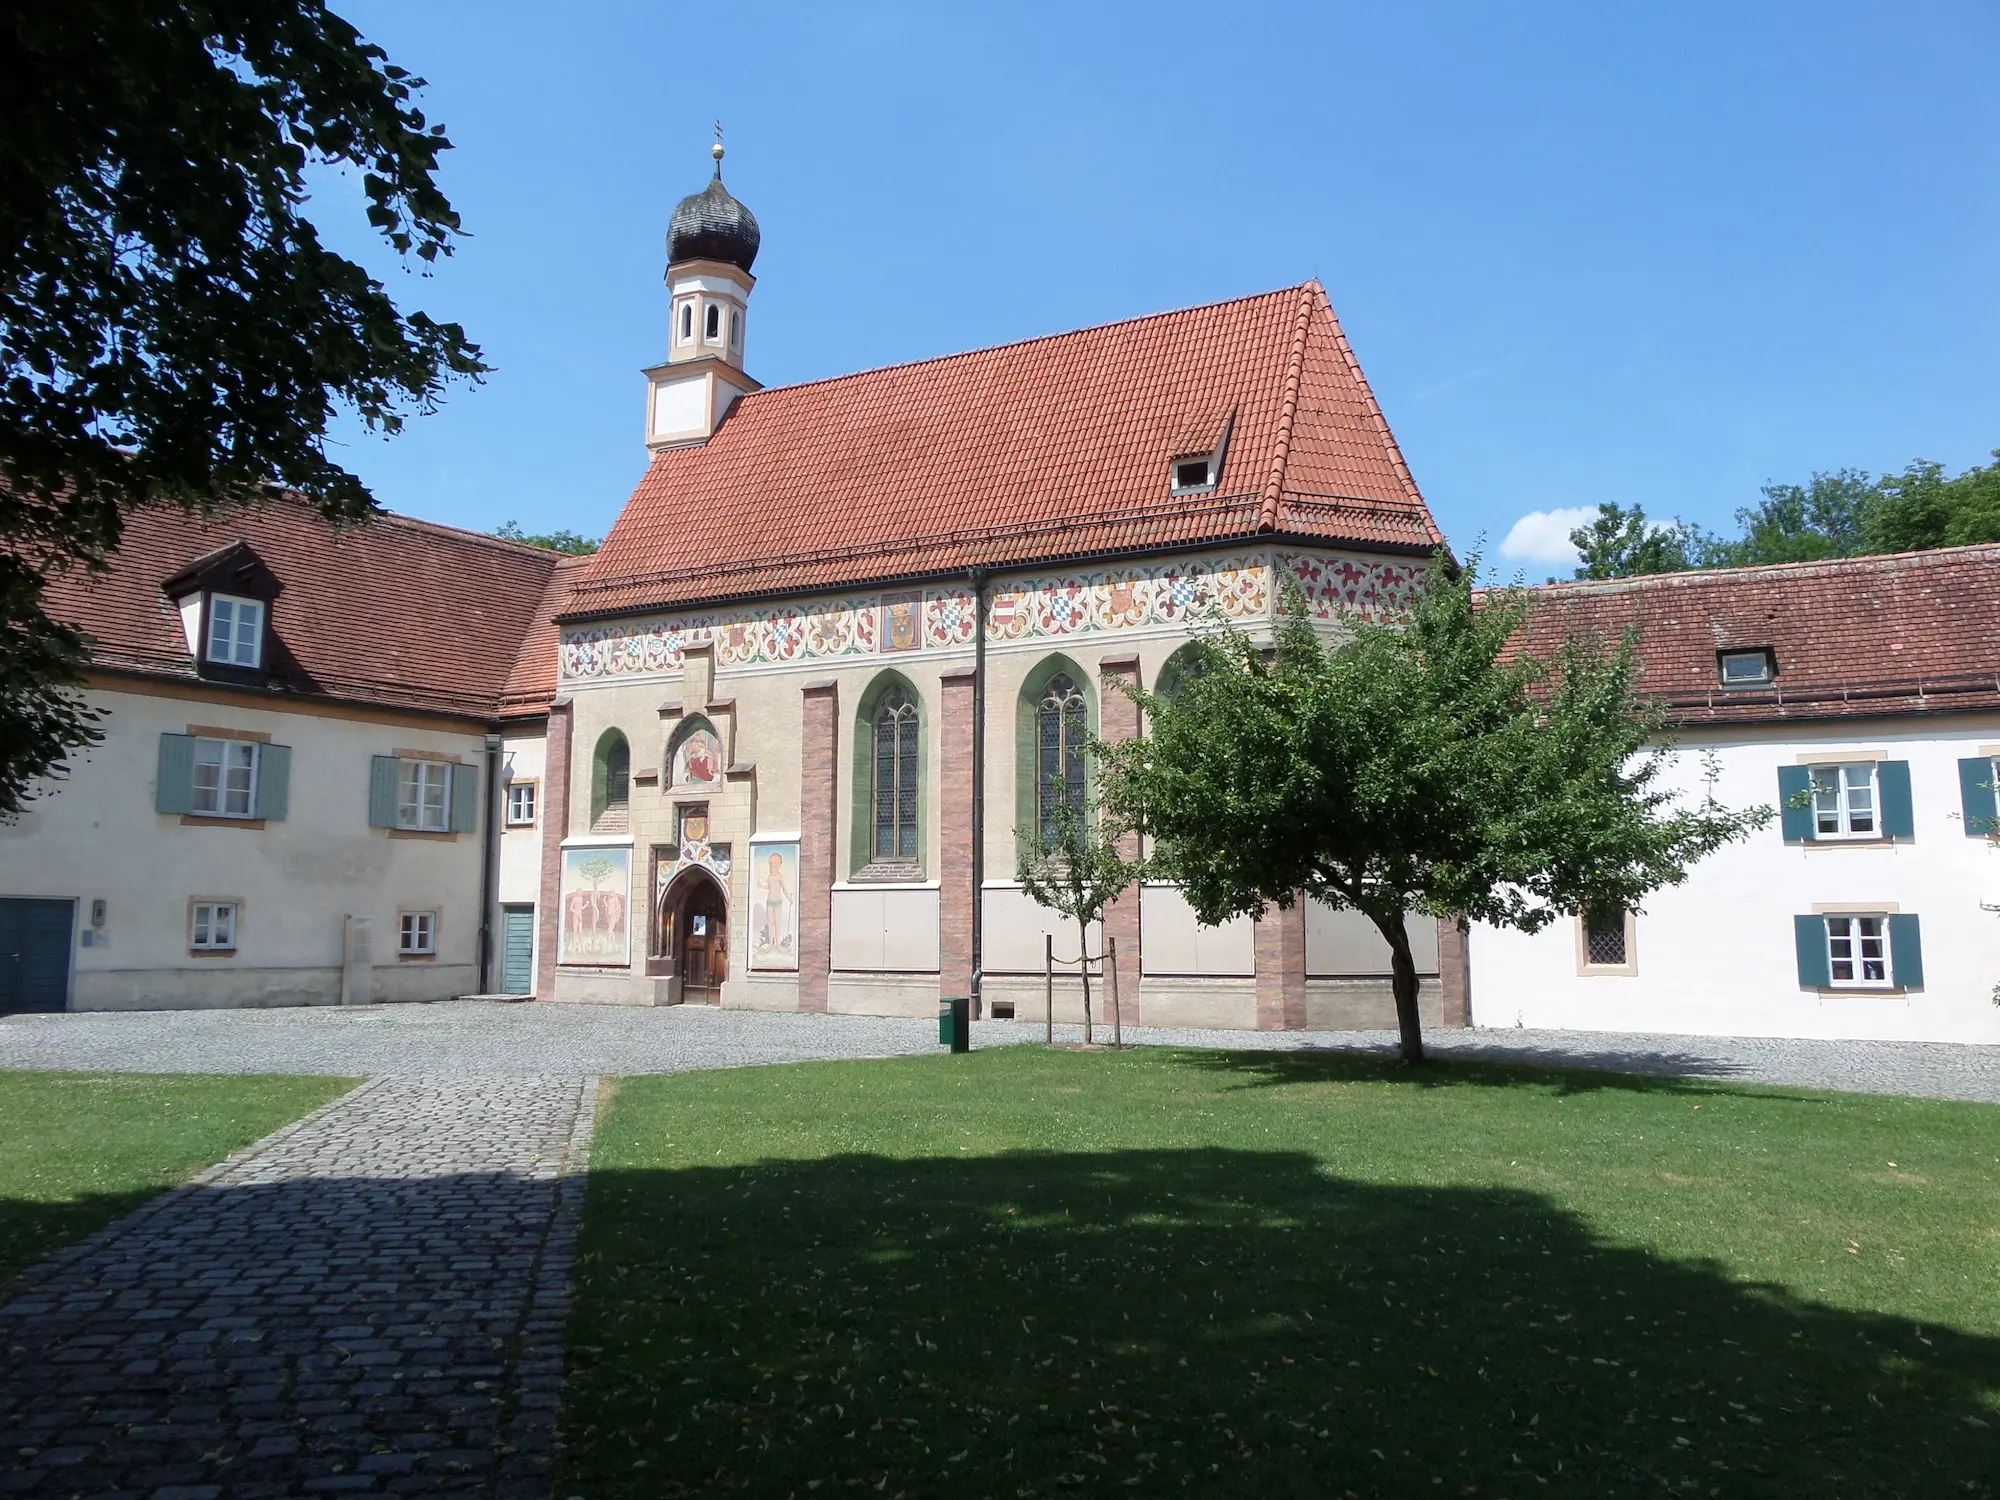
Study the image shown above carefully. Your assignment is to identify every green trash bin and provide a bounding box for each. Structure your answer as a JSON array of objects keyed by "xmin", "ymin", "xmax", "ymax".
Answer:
[{"xmin": 939, "ymin": 995, "xmax": 970, "ymax": 1053}]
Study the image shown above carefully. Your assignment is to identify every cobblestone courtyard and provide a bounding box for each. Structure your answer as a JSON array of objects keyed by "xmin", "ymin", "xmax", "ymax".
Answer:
[
  {"xmin": 1, "ymin": 1005, "xmax": 1995, "ymax": 1498},
  {"xmin": 0, "ymin": 1076, "xmax": 596, "ymax": 1498}
]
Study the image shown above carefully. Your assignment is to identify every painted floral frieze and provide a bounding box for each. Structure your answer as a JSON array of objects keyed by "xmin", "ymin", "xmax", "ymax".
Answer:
[{"xmin": 559, "ymin": 549, "xmax": 1424, "ymax": 682}]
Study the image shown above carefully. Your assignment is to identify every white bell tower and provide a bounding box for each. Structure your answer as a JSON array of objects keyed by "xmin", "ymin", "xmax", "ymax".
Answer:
[{"xmin": 645, "ymin": 138, "xmax": 763, "ymax": 449}]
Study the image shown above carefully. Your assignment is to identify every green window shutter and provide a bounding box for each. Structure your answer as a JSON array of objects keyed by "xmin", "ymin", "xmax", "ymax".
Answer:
[
  {"xmin": 1888, "ymin": 914, "xmax": 1924, "ymax": 990},
  {"xmin": 368, "ymin": 756, "xmax": 400, "ymax": 828},
  {"xmin": 254, "ymin": 743, "xmax": 292, "ymax": 821},
  {"xmin": 1776, "ymin": 765, "xmax": 1814, "ymax": 842},
  {"xmin": 155, "ymin": 734, "xmax": 197, "ymax": 815},
  {"xmin": 450, "ymin": 761, "xmax": 480, "ymax": 834},
  {"xmin": 1876, "ymin": 760, "xmax": 1914, "ymax": 838},
  {"xmin": 1959, "ymin": 757, "xmax": 1999, "ymax": 836},
  {"xmin": 1792, "ymin": 915, "xmax": 1830, "ymax": 989}
]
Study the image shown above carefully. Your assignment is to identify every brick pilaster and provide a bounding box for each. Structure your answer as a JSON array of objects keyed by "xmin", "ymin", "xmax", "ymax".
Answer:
[
  {"xmin": 1097, "ymin": 653, "xmax": 1143, "ymax": 1027},
  {"xmin": 1438, "ymin": 915, "xmax": 1472, "ymax": 1027},
  {"xmin": 534, "ymin": 697, "xmax": 574, "ymax": 1000},
  {"xmin": 798, "ymin": 680, "xmax": 839, "ymax": 1013},
  {"xmin": 1254, "ymin": 898, "xmax": 1307, "ymax": 1030},
  {"xmin": 938, "ymin": 666, "xmax": 976, "ymax": 1001}
]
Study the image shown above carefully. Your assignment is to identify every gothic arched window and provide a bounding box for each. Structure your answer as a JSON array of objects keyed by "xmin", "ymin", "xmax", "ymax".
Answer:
[
  {"xmin": 705, "ymin": 302, "xmax": 722, "ymax": 341},
  {"xmin": 592, "ymin": 730, "xmax": 630, "ymax": 830},
  {"xmin": 679, "ymin": 302, "xmax": 693, "ymax": 342},
  {"xmin": 1036, "ymin": 673, "xmax": 1088, "ymax": 844},
  {"xmin": 873, "ymin": 688, "xmax": 920, "ymax": 863}
]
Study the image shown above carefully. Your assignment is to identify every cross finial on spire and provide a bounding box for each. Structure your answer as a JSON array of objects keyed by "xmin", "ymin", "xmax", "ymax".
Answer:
[{"xmin": 711, "ymin": 121, "xmax": 725, "ymax": 172}]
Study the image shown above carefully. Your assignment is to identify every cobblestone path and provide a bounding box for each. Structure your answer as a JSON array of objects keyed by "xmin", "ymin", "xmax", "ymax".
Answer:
[{"xmin": 0, "ymin": 1075, "xmax": 598, "ymax": 1499}]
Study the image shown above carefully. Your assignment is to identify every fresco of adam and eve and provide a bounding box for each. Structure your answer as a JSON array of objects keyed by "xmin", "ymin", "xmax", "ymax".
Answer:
[{"xmin": 559, "ymin": 846, "xmax": 630, "ymax": 965}]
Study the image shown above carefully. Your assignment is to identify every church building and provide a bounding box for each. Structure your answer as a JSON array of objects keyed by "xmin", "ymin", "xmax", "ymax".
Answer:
[
  {"xmin": 535, "ymin": 145, "xmax": 1470, "ymax": 1029},
  {"xmin": 13, "ymin": 147, "xmax": 1993, "ymax": 1043}
]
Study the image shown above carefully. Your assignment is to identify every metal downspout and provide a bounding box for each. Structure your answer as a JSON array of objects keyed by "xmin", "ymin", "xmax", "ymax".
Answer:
[{"xmin": 969, "ymin": 569, "xmax": 989, "ymax": 1019}]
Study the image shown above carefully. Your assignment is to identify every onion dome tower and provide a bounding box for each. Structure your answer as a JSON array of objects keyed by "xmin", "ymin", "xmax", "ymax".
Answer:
[{"xmin": 644, "ymin": 138, "xmax": 763, "ymax": 449}]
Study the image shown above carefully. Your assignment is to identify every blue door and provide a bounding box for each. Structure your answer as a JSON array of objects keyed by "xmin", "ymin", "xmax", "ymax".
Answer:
[
  {"xmin": 0, "ymin": 899, "xmax": 73, "ymax": 1013},
  {"xmin": 500, "ymin": 905, "xmax": 535, "ymax": 995}
]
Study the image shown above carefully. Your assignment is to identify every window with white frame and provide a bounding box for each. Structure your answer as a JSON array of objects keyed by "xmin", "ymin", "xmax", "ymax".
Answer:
[
  {"xmin": 190, "ymin": 902, "xmax": 237, "ymax": 951},
  {"xmin": 1825, "ymin": 914, "xmax": 1890, "ymax": 987},
  {"xmin": 206, "ymin": 595, "xmax": 264, "ymax": 668},
  {"xmin": 192, "ymin": 739, "xmax": 259, "ymax": 818},
  {"xmin": 704, "ymin": 302, "xmax": 722, "ymax": 342},
  {"xmin": 399, "ymin": 911, "xmax": 437, "ymax": 956},
  {"xmin": 506, "ymin": 780, "xmax": 537, "ymax": 826},
  {"xmin": 1810, "ymin": 763, "xmax": 1877, "ymax": 838},
  {"xmin": 1718, "ymin": 649, "xmax": 1774, "ymax": 686},
  {"xmin": 679, "ymin": 301, "xmax": 693, "ymax": 342},
  {"xmin": 397, "ymin": 760, "xmax": 452, "ymax": 832}
]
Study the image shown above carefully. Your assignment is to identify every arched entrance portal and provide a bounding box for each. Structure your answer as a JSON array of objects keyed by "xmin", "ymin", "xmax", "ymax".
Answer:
[{"xmin": 662, "ymin": 869, "xmax": 730, "ymax": 1005}]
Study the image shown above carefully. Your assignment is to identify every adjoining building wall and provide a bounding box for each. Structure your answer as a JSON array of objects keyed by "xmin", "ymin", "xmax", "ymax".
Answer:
[
  {"xmin": 1468, "ymin": 715, "xmax": 2000, "ymax": 1043},
  {"xmin": 0, "ymin": 682, "xmax": 491, "ymax": 1010},
  {"xmin": 491, "ymin": 725, "xmax": 548, "ymax": 992}
]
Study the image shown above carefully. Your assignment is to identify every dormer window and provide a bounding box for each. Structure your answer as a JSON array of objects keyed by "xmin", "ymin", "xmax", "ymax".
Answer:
[
  {"xmin": 1718, "ymin": 648, "xmax": 1775, "ymax": 686},
  {"xmin": 1173, "ymin": 459, "xmax": 1214, "ymax": 494},
  {"xmin": 1168, "ymin": 408, "xmax": 1234, "ymax": 497},
  {"xmin": 207, "ymin": 595, "xmax": 264, "ymax": 668}
]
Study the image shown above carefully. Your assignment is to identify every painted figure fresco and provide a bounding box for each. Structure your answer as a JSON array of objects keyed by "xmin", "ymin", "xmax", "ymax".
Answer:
[
  {"xmin": 559, "ymin": 846, "xmax": 631, "ymax": 965},
  {"xmin": 674, "ymin": 722, "xmax": 722, "ymax": 785},
  {"xmin": 750, "ymin": 841, "xmax": 800, "ymax": 970}
]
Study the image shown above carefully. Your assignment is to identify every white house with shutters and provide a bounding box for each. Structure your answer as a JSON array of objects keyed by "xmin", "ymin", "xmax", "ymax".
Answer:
[
  {"xmin": 1468, "ymin": 545, "xmax": 2000, "ymax": 1044},
  {"xmin": 0, "ymin": 502, "xmax": 561, "ymax": 1013}
]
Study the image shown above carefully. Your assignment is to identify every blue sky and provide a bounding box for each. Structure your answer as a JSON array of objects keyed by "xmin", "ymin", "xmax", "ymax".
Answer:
[{"xmin": 319, "ymin": 0, "xmax": 1997, "ymax": 575}]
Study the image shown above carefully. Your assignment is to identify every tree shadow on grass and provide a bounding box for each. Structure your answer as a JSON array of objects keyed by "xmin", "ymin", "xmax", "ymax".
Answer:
[
  {"xmin": 0, "ymin": 1188, "xmax": 165, "ymax": 1287},
  {"xmin": 1180, "ymin": 1046, "xmax": 1799, "ymax": 1101},
  {"xmin": 566, "ymin": 1149, "xmax": 2000, "ymax": 1499}
]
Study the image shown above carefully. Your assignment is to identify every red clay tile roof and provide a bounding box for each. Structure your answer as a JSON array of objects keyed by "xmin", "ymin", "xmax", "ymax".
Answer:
[
  {"xmin": 498, "ymin": 554, "xmax": 593, "ymax": 720},
  {"xmin": 565, "ymin": 282, "xmax": 1443, "ymax": 620},
  {"xmin": 42, "ymin": 500, "xmax": 560, "ymax": 721},
  {"xmin": 1511, "ymin": 544, "xmax": 2000, "ymax": 725}
]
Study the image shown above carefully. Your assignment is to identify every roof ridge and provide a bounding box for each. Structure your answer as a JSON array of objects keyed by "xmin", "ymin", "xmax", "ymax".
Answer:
[
  {"xmin": 734, "ymin": 283, "xmax": 1315, "ymax": 405},
  {"xmin": 1257, "ymin": 286, "xmax": 1316, "ymax": 532},
  {"xmin": 1512, "ymin": 539, "xmax": 2000, "ymax": 598},
  {"xmin": 368, "ymin": 509, "xmax": 572, "ymax": 561}
]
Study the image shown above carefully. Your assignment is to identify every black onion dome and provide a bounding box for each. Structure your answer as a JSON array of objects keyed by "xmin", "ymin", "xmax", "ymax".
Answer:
[{"xmin": 666, "ymin": 157, "xmax": 760, "ymax": 274}]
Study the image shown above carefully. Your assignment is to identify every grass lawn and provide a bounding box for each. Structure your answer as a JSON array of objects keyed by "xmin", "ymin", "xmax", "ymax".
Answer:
[
  {"xmin": 568, "ymin": 1046, "xmax": 2000, "ymax": 1498},
  {"xmin": 0, "ymin": 1071, "xmax": 355, "ymax": 1282}
]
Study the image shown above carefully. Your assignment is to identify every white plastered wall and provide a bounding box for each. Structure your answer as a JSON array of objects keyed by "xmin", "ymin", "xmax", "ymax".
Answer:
[
  {"xmin": 1468, "ymin": 715, "xmax": 2000, "ymax": 1042},
  {"xmin": 0, "ymin": 683, "xmax": 491, "ymax": 1008}
]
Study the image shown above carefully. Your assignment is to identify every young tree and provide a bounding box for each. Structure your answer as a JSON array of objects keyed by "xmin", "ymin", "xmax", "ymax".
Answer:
[
  {"xmin": 0, "ymin": 1, "xmax": 487, "ymax": 816},
  {"xmin": 1101, "ymin": 559, "xmax": 1770, "ymax": 1066},
  {"xmin": 1015, "ymin": 783, "xmax": 1145, "ymax": 1045}
]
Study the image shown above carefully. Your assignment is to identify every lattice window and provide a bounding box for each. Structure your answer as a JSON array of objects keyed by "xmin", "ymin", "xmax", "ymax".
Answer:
[
  {"xmin": 872, "ymin": 688, "xmax": 920, "ymax": 863},
  {"xmin": 1036, "ymin": 674, "xmax": 1088, "ymax": 844},
  {"xmin": 1583, "ymin": 909, "xmax": 1628, "ymax": 967}
]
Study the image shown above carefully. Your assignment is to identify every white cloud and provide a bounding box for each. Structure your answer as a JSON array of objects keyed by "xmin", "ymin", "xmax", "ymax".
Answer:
[{"xmin": 1499, "ymin": 506, "xmax": 1597, "ymax": 567}]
